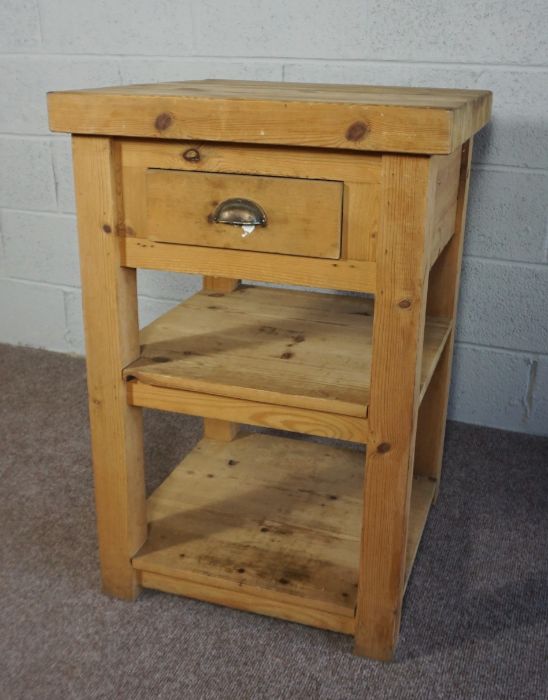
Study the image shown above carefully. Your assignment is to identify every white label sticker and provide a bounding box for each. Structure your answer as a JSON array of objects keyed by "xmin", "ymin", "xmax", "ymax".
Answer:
[{"xmin": 241, "ymin": 224, "xmax": 255, "ymax": 237}]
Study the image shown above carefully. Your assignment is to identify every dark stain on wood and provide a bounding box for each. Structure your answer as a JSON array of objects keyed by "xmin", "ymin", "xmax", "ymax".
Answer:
[
  {"xmin": 227, "ymin": 459, "xmax": 239, "ymax": 466},
  {"xmin": 259, "ymin": 325, "xmax": 278, "ymax": 334},
  {"xmin": 152, "ymin": 356, "xmax": 170, "ymax": 363},
  {"xmin": 282, "ymin": 567, "xmax": 310, "ymax": 583},
  {"xmin": 280, "ymin": 351, "xmax": 294, "ymax": 359},
  {"xmin": 207, "ymin": 292, "xmax": 225, "ymax": 298}
]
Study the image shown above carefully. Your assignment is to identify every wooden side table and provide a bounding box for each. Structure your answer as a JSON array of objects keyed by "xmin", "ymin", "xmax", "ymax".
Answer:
[{"xmin": 48, "ymin": 80, "xmax": 491, "ymax": 660}]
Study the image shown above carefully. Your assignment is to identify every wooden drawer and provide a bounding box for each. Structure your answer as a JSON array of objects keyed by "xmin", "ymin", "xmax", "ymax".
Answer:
[{"xmin": 144, "ymin": 169, "xmax": 343, "ymax": 259}]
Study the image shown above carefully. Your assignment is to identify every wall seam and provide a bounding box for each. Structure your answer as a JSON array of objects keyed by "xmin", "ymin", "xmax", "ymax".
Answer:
[
  {"xmin": 1, "ymin": 52, "xmax": 548, "ymax": 70},
  {"xmin": 455, "ymin": 341, "xmax": 548, "ymax": 359}
]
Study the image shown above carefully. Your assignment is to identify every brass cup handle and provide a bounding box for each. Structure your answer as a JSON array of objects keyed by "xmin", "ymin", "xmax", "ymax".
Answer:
[{"xmin": 211, "ymin": 198, "xmax": 267, "ymax": 228}]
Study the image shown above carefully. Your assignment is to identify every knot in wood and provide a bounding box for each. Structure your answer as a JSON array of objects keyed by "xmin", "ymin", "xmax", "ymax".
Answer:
[
  {"xmin": 398, "ymin": 298, "xmax": 412, "ymax": 309},
  {"xmin": 377, "ymin": 442, "xmax": 391, "ymax": 454},
  {"xmin": 154, "ymin": 112, "xmax": 173, "ymax": 131},
  {"xmin": 102, "ymin": 224, "xmax": 112, "ymax": 234},
  {"xmin": 345, "ymin": 121, "xmax": 369, "ymax": 142},
  {"xmin": 182, "ymin": 148, "xmax": 201, "ymax": 162}
]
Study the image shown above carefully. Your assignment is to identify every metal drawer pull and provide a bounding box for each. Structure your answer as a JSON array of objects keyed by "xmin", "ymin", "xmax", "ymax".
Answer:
[{"xmin": 211, "ymin": 198, "xmax": 267, "ymax": 231}]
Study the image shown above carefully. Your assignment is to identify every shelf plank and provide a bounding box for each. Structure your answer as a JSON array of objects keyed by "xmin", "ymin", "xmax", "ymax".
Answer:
[
  {"xmin": 127, "ymin": 382, "xmax": 369, "ymax": 443},
  {"xmin": 124, "ymin": 285, "xmax": 450, "ymax": 419},
  {"xmin": 131, "ymin": 432, "xmax": 435, "ymax": 633},
  {"xmin": 137, "ymin": 570, "xmax": 355, "ymax": 635},
  {"xmin": 133, "ymin": 433, "xmax": 362, "ymax": 620}
]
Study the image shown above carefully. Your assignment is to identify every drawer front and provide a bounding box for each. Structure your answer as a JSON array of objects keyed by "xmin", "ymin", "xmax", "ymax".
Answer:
[{"xmin": 144, "ymin": 169, "xmax": 343, "ymax": 259}]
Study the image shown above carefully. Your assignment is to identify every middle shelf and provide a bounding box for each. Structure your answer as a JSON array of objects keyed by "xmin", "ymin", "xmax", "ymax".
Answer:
[{"xmin": 123, "ymin": 285, "xmax": 452, "ymax": 441}]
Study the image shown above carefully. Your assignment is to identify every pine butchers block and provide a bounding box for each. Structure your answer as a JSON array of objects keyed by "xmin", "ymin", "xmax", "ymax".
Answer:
[{"xmin": 48, "ymin": 80, "xmax": 492, "ymax": 661}]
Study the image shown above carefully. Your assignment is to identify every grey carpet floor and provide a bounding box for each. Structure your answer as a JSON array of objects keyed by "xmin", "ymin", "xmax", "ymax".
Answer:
[{"xmin": 0, "ymin": 342, "xmax": 546, "ymax": 700}]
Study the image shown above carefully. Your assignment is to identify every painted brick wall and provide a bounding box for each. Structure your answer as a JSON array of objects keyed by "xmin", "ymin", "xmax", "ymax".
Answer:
[{"xmin": 0, "ymin": 1, "xmax": 547, "ymax": 435}]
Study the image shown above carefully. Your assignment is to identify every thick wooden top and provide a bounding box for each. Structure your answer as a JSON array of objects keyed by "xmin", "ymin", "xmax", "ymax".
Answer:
[{"xmin": 48, "ymin": 79, "xmax": 492, "ymax": 154}]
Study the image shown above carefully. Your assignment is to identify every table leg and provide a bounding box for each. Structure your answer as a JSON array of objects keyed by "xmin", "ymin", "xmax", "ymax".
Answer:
[{"xmin": 73, "ymin": 136, "xmax": 147, "ymax": 600}]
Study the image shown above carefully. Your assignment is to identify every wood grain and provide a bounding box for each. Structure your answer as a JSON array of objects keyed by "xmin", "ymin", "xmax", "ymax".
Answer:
[
  {"xmin": 122, "ymin": 238, "xmax": 377, "ymax": 293},
  {"xmin": 354, "ymin": 154, "xmax": 436, "ymax": 660},
  {"xmin": 138, "ymin": 570, "xmax": 355, "ymax": 634},
  {"xmin": 120, "ymin": 138, "xmax": 381, "ymax": 184},
  {"xmin": 72, "ymin": 136, "xmax": 146, "ymax": 600},
  {"xmin": 48, "ymin": 80, "xmax": 492, "ymax": 154}
]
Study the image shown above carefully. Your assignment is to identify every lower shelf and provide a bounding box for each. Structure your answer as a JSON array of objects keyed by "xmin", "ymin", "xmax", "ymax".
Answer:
[{"xmin": 132, "ymin": 432, "xmax": 435, "ymax": 634}]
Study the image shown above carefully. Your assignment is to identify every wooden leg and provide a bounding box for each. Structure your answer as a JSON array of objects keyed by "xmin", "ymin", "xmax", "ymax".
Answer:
[
  {"xmin": 73, "ymin": 136, "xmax": 147, "ymax": 600},
  {"xmin": 202, "ymin": 276, "xmax": 240, "ymax": 294},
  {"xmin": 202, "ymin": 276, "xmax": 241, "ymax": 441},
  {"xmin": 354, "ymin": 154, "xmax": 436, "ymax": 660},
  {"xmin": 414, "ymin": 140, "xmax": 473, "ymax": 497},
  {"xmin": 202, "ymin": 417, "xmax": 240, "ymax": 442},
  {"xmin": 414, "ymin": 340, "xmax": 452, "ymax": 495}
]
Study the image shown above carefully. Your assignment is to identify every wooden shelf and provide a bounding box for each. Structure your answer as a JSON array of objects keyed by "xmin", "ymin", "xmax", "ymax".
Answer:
[
  {"xmin": 124, "ymin": 285, "xmax": 451, "ymax": 421},
  {"xmin": 132, "ymin": 432, "xmax": 435, "ymax": 633}
]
